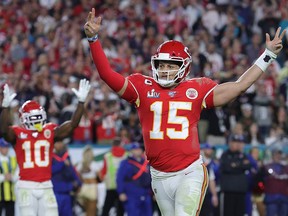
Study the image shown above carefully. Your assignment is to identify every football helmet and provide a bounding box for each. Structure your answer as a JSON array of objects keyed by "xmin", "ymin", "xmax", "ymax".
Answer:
[
  {"xmin": 151, "ymin": 40, "xmax": 192, "ymax": 87},
  {"xmin": 19, "ymin": 100, "xmax": 47, "ymax": 132}
]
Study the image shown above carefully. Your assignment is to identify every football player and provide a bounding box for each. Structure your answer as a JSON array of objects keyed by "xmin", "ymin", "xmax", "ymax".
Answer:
[
  {"xmin": 84, "ymin": 8, "xmax": 286, "ymax": 216},
  {"xmin": 0, "ymin": 79, "xmax": 91, "ymax": 216}
]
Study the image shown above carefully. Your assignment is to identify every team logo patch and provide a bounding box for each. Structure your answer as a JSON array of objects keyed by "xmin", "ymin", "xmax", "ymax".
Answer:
[
  {"xmin": 44, "ymin": 129, "xmax": 51, "ymax": 139},
  {"xmin": 186, "ymin": 88, "xmax": 198, "ymax": 99},
  {"xmin": 264, "ymin": 55, "xmax": 271, "ymax": 62}
]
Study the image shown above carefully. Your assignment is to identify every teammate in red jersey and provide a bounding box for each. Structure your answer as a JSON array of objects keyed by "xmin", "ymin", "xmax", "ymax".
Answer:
[
  {"xmin": 84, "ymin": 8, "xmax": 286, "ymax": 216},
  {"xmin": 0, "ymin": 79, "xmax": 91, "ymax": 216}
]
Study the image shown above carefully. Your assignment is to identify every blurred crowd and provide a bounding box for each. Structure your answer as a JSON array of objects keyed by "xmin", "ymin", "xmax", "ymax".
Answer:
[{"xmin": 1, "ymin": 0, "xmax": 288, "ymax": 215}]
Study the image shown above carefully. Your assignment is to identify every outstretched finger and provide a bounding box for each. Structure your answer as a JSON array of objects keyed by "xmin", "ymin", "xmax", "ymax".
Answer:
[
  {"xmin": 91, "ymin": 8, "xmax": 95, "ymax": 21},
  {"xmin": 265, "ymin": 33, "xmax": 271, "ymax": 43},
  {"xmin": 279, "ymin": 29, "xmax": 287, "ymax": 40},
  {"xmin": 95, "ymin": 16, "xmax": 102, "ymax": 25},
  {"xmin": 87, "ymin": 12, "xmax": 92, "ymax": 22},
  {"xmin": 274, "ymin": 27, "xmax": 281, "ymax": 38}
]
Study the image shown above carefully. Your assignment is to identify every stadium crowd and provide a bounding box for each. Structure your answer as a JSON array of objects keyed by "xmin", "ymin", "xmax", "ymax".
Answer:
[{"xmin": 0, "ymin": 0, "xmax": 288, "ymax": 215}]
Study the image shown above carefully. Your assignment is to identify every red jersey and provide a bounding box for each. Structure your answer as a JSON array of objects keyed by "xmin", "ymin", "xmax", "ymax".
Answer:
[
  {"xmin": 12, "ymin": 123, "xmax": 57, "ymax": 182},
  {"xmin": 127, "ymin": 74, "xmax": 217, "ymax": 172},
  {"xmin": 89, "ymin": 41, "xmax": 217, "ymax": 172}
]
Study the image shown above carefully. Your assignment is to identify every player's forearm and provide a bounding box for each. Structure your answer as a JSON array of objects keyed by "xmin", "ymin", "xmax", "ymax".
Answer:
[
  {"xmin": 70, "ymin": 102, "xmax": 84, "ymax": 129},
  {"xmin": 214, "ymin": 64, "xmax": 266, "ymax": 106},
  {"xmin": 214, "ymin": 47, "xmax": 278, "ymax": 106},
  {"xmin": 209, "ymin": 179, "xmax": 218, "ymax": 197},
  {"xmin": 54, "ymin": 102, "xmax": 84, "ymax": 140},
  {"xmin": 89, "ymin": 41, "xmax": 126, "ymax": 92},
  {"xmin": 0, "ymin": 108, "xmax": 16, "ymax": 144},
  {"xmin": 0, "ymin": 108, "xmax": 10, "ymax": 135},
  {"xmin": 236, "ymin": 64, "xmax": 264, "ymax": 92},
  {"xmin": 237, "ymin": 47, "xmax": 278, "ymax": 87}
]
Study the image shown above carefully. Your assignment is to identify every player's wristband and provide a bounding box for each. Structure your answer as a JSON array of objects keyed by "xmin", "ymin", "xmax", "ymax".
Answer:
[
  {"xmin": 254, "ymin": 49, "xmax": 277, "ymax": 72},
  {"xmin": 87, "ymin": 34, "xmax": 98, "ymax": 42}
]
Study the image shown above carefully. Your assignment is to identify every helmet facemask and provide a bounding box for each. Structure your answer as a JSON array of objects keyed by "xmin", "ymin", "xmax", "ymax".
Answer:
[{"xmin": 152, "ymin": 57, "xmax": 191, "ymax": 88}]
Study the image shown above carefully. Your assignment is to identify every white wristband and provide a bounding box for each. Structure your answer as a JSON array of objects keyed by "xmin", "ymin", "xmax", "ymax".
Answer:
[
  {"xmin": 254, "ymin": 49, "xmax": 277, "ymax": 72},
  {"xmin": 87, "ymin": 34, "xmax": 98, "ymax": 42}
]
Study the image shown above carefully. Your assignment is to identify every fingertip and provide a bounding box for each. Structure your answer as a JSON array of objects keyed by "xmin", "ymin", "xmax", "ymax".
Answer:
[{"xmin": 265, "ymin": 33, "xmax": 270, "ymax": 41}]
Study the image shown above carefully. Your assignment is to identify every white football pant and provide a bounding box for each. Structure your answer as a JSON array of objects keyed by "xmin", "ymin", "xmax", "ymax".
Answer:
[{"xmin": 151, "ymin": 157, "xmax": 208, "ymax": 216}]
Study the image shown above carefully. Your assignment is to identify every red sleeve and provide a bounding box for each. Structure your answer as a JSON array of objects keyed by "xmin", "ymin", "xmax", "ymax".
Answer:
[
  {"xmin": 201, "ymin": 77, "xmax": 218, "ymax": 109},
  {"xmin": 89, "ymin": 41, "xmax": 138, "ymax": 102}
]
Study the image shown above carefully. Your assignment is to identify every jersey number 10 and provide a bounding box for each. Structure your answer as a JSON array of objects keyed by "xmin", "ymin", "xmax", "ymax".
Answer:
[{"xmin": 22, "ymin": 140, "xmax": 50, "ymax": 168}]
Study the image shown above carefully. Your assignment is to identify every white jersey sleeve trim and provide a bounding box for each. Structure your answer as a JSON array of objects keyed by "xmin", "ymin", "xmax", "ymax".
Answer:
[
  {"xmin": 202, "ymin": 84, "xmax": 218, "ymax": 108},
  {"xmin": 128, "ymin": 80, "xmax": 140, "ymax": 107}
]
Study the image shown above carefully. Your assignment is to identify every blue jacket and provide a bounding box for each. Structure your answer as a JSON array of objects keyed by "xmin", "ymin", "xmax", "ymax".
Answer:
[
  {"xmin": 117, "ymin": 156, "xmax": 151, "ymax": 197},
  {"xmin": 52, "ymin": 151, "xmax": 82, "ymax": 194}
]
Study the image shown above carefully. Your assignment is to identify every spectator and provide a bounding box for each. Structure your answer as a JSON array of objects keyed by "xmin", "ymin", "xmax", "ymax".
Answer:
[
  {"xmin": 245, "ymin": 32, "xmax": 262, "ymax": 64},
  {"xmin": 262, "ymin": 148, "xmax": 288, "ymax": 216},
  {"xmin": 219, "ymin": 134, "xmax": 252, "ymax": 216},
  {"xmin": 200, "ymin": 143, "xmax": 219, "ymax": 216},
  {"xmin": 76, "ymin": 145, "xmax": 102, "ymax": 216},
  {"xmin": 204, "ymin": 107, "xmax": 230, "ymax": 146},
  {"xmin": 238, "ymin": 103, "xmax": 254, "ymax": 136},
  {"xmin": 117, "ymin": 142, "xmax": 153, "ymax": 216},
  {"xmin": 247, "ymin": 122, "xmax": 264, "ymax": 146},
  {"xmin": 250, "ymin": 147, "xmax": 266, "ymax": 216},
  {"xmin": 275, "ymin": 106, "xmax": 288, "ymax": 135},
  {"xmin": 52, "ymin": 140, "xmax": 82, "ymax": 216},
  {"xmin": 72, "ymin": 108, "xmax": 93, "ymax": 145},
  {"xmin": 0, "ymin": 138, "xmax": 18, "ymax": 216},
  {"xmin": 93, "ymin": 100, "xmax": 118, "ymax": 144},
  {"xmin": 99, "ymin": 137, "xmax": 127, "ymax": 216},
  {"xmin": 253, "ymin": 82, "xmax": 273, "ymax": 141},
  {"xmin": 265, "ymin": 124, "xmax": 284, "ymax": 147},
  {"xmin": 245, "ymin": 146, "xmax": 259, "ymax": 216}
]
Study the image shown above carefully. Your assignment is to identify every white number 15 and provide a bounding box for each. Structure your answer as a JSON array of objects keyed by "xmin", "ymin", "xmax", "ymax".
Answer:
[{"xmin": 150, "ymin": 101, "xmax": 192, "ymax": 140}]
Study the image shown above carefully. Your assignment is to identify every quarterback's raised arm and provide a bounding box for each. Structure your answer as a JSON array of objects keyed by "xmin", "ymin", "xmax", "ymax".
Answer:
[
  {"xmin": 213, "ymin": 27, "xmax": 286, "ymax": 107},
  {"xmin": 0, "ymin": 84, "xmax": 17, "ymax": 144},
  {"xmin": 84, "ymin": 8, "xmax": 137, "ymax": 102},
  {"xmin": 54, "ymin": 79, "xmax": 91, "ymax": 141}
]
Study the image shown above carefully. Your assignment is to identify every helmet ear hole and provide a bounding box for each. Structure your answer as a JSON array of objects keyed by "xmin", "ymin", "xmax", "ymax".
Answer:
[{"xmin": 154, "ymin": 60, "xmax": 159, "ymax": 69}]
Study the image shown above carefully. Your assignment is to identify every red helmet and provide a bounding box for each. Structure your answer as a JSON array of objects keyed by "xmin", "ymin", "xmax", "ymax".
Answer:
[
  {"xmin": 19, "ymin": 100, "xmax": 47, "ymax": 131},
  {"xmin": 151, "ymin": 40, "xmax": 192, "ymax": 87}
]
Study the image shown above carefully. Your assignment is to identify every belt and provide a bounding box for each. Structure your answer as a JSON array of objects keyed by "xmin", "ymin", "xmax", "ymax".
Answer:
[{"xmin": 83, "ymin": 178, "xmax": 97, "ymax": 184}]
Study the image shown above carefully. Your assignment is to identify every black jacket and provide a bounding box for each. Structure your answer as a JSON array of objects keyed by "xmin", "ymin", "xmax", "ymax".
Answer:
[{"xmin": 220, "ymin": 150, "xmax": 251, "ymax": 193}]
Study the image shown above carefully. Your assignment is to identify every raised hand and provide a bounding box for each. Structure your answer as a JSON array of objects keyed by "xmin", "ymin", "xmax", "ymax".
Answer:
[
  {"xmin": 266, "ymin": 27, "xmax": 286, "ymax": 55},
  {"xmin": 84, "ymin": 8, "xmax": 102, "ymax": 38},
  {"xmin": 2, "ymin": 84, "xmax": 17, "ymax": 108},
  {"xmin": 72, "ymin": 79, "xmax": 91, "ymax": 103}
]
